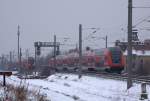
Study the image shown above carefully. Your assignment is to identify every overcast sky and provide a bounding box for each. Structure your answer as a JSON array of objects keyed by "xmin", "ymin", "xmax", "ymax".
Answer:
[{"xmin": 0, "ymin": 0, "xmax": 150, "ymax": 56}]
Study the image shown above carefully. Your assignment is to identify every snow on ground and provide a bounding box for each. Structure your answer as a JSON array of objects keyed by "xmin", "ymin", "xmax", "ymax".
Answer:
[{"xmin": 2, "ymin": 73, "xmax": 150, "ymax": 101}]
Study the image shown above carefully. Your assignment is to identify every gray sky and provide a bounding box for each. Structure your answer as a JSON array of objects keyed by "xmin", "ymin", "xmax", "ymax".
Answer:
[{"xmin": 0, "ymin": 0, "xmax": 150, "ymax": 56}]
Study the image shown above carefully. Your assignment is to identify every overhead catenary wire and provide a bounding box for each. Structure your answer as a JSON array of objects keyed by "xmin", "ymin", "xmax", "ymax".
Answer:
[
  {"xmin": 133, "ymin": 6, "xmax": 150, "ymax": 8},
  {"xmin": 133, "ymin": 16, "xmax": 150, "ymax": 28}
]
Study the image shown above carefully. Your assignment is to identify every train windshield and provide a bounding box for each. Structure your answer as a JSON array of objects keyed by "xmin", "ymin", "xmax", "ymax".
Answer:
[
  {"xmin": 108, "ymin": 47, "xmax": 122, "ymax": 64},
  {"xmin": 94, "ymin": 49, "xmax": 104, "ymax": 56}
]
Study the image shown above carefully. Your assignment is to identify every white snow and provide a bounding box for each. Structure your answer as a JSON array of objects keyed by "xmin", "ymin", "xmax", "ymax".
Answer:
[{"xmin": 1, "ymin": 73, "xmax": 150, "ymax": 101}]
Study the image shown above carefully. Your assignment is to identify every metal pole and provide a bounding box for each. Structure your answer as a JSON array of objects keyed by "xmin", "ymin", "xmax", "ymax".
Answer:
[
  {"xmin": 106, "ymin": 35, "xmax": 108, "ymax": 48},
  {"xmin": 56, "ymin": 46, "xmax": 60, "ymax": 55},
  {"xmin": 10, "ymin": 51, "xmax": 12, "ymax": 66},
  {"xmin": 12, "ymin": 51, "xmax": 15, "ymax": 62},
  {"xmin": 79, "ymin": 24, "xmax": 82, "ymax": 79},
  {"xmin": 54, "ymin": 35, "xmax": 56, "ymax": 71},
  {"xmin": 1, "ymin": 55, "xmax": 4, "ymax": 66},
  {"xmin": 25, "ymin": 49, "xmax": 29, "ymax": 59},
  {"xmin": 19, "ymin": 48, "xmax": 22, "ymax": 71},
  {"xmin": 3, "ymin": 74, "xmax": 6, "ymax": 86},
  {"xmin": 17, "ymin": 25, "xmax": 20, "ymax": 66},
  {"xmin": 127, "ymin": 0, "xmax": 133, "ymax": 89},
  {"xmin": 35, "ymin": 47, "xmax": 37, "ymax": 68}
]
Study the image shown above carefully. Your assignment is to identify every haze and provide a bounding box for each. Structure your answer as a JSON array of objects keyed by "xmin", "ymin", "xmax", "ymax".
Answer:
[{"xmin": 0, "ymin": 0, "xmax": 149, "ymax": 56}]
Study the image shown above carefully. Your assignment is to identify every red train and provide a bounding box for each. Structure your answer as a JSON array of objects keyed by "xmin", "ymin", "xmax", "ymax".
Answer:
[
  {"xmin": 49, "ymin": 47, "xmax": 125, "ymax": 73},
  {"xmin": 22, "ymin": 57, "xmax": 34, "ymax": 70},
  {"xmin": 93, "ymin": 47, "xmax": 125, "ymax": 72}
]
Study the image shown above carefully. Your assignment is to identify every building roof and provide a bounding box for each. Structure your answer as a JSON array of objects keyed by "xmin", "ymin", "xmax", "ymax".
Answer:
[{"xmin": 123, "ymin": 50, "xmax": 150, "ymax": 56}]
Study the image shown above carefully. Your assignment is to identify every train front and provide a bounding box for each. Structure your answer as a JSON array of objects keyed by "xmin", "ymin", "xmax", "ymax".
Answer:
[{"xmin": 107, "ymin": 47, "xmax": 125, "ymax": 72}]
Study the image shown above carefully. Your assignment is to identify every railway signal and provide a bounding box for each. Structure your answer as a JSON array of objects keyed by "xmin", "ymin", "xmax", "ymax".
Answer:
[
  {"xmin": 34, "ymin": 41, "xmax": 60, "ymax": 56},
  {"xmin": 34, "ymin": 40, "xmax": 60, "ymax": 71},
  {"xmin": 36, "ymin": 47, "xmax": 41, "ymax": 56}
]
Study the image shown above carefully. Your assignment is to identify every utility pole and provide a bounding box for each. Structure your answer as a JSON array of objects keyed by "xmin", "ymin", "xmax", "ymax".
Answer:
[
  {"xmin": 105, "ymin": 35, "xmax": 108, "ymax": 48},
  {"xmin": 25, "ymin": 49, "xmax": 29, "ymax": 60},
  {"xmin": 17, "ymin": 25, "xmax": 20, "ymax": 65},
  {"xmin": 9, "ymin": 51, "xmax": 12, "ymax": 66},
  {"xmin": 19, "ymin": 48, "xmax": 22, "ymax": 71},
  {"xmin": 12, "ymin": 51, "xmax": 15, "ymax": 62},
  {"xmin": 1, "ymin": 55, "xmax": 4, "ymax": 66},
  {"xmin": 35, "ymin": 47, "xmax": 37, "ymax": 69},
  {"xmin": 127, "ymin": 0, "xmax": 133, "ymax": 89},
  {"xmin": 54, "ymin": 35, "xmax": 56, "ymax": 71},
  {"xmin": 79, "ymin": 24, "xmax": 82, "ymax": 79}
]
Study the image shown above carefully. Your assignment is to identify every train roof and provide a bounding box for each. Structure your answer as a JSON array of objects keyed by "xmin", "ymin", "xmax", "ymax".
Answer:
[
  {"xmin": 83, "ymin": 50, "xmax": 95, "ymax": 56},
  {"xmin": 94, "ymin": 47, "xmax": 121, "ymax": 51},
  {"xmin": 93, "ymin": 47, "xmax": 121, "ymax": 54},
  {"xmin": 109, "ymin": 46, "xmax": 121, "ymax": 49},
  {"xmin": 67, "ymin": 52, "xmax": 79, "ymax": 57}
]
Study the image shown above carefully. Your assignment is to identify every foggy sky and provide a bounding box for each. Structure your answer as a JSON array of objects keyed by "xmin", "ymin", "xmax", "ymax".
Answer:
[{"xmin": 0, "ymin": 0, "xmax": 150, "ymax": 56}]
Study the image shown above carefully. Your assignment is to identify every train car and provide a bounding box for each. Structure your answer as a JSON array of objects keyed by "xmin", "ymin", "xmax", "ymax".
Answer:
[
  {"xmin": 93, "ymin": 47, "xmax": 125, "ymax": 72},
  {"xmin": 22, "ymin": 57, "xmax": 35, "ymax": 70},
  {"xmin": 49, "ymin": 47, "xmax": 125, "ymax": 73},
  {"xmin": 27, "ymin": 57, "xmax": 34, "ymax": 69}
]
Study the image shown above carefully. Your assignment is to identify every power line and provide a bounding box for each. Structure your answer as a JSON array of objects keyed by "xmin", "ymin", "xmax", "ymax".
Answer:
[
  {"xmin": 82, "ymin": 27, "xmax": 100, "ymax": 42},
  {"xmin": 133, "ymin": 16, "xmax": 150, "ymax": 28},
  {"xmin": 139, "ymin": 28, "xmax": 150, "ymax": 31},
  {"xmin": 133, "ymin": 6, "xmax": 150, "ymax": 8}
]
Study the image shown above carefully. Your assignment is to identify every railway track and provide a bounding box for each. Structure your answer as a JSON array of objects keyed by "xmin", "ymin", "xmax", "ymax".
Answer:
[
  {"xmin": 58, "ymin": 70, "xmax": 150, "ymax": 85},
  {"xmin": 1, "ymin": 69, "xmax": 149, "ymax": 85}
]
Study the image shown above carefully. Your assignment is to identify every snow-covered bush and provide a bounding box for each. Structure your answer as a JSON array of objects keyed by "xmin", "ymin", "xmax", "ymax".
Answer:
[{"xmin": 0, "ymin": 80, "xmax": 49, "ymax": 101}]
